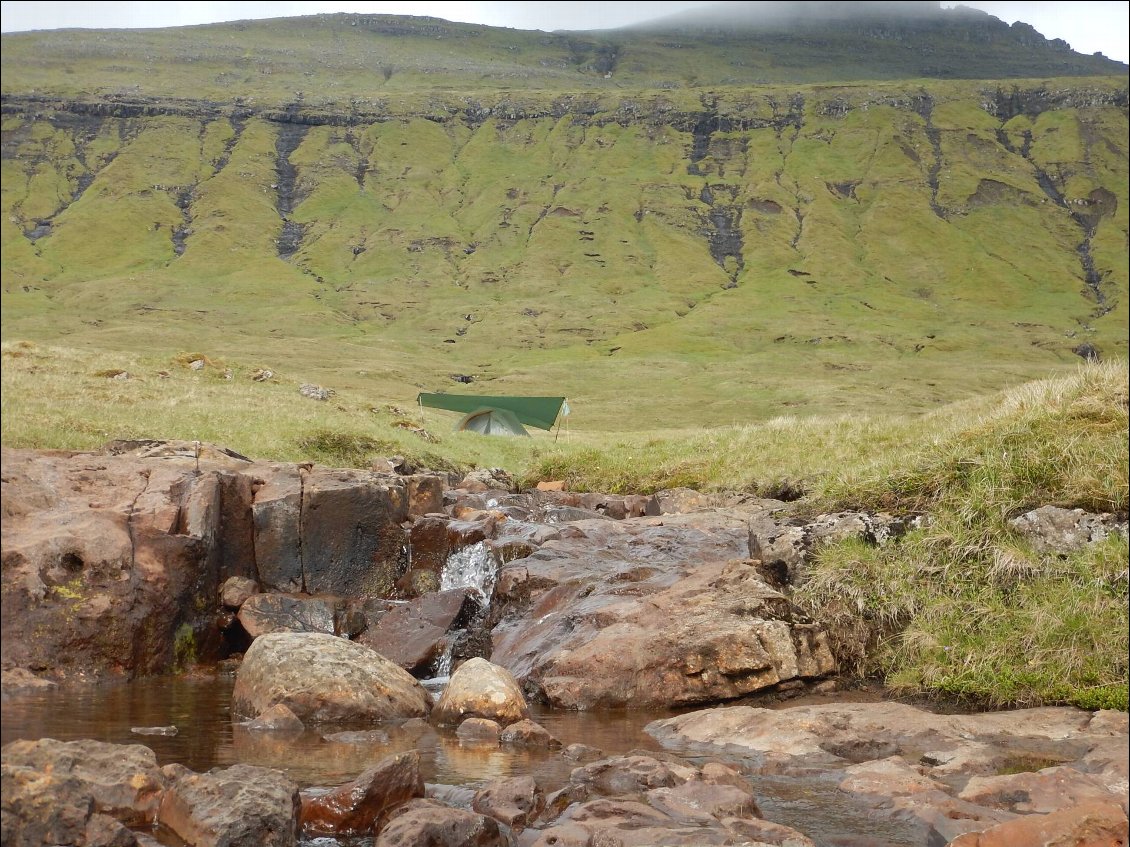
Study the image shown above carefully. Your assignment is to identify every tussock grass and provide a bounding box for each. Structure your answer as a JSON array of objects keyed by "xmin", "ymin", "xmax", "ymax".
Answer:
[{"xmin": 796, "ymin": 360, "xmax": 1129, "ymax": 710}]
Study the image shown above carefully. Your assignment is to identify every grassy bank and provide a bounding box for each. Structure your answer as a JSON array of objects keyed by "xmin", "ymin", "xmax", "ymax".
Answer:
[{"xmin": 2, "ymin": 340, "xmax": 1126, "ymax": 709}]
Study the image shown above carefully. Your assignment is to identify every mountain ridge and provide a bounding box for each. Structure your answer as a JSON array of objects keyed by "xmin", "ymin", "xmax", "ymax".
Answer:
[{"xmin": 1, "ymin": 10, "xmax": 1127, "ymax": 429}]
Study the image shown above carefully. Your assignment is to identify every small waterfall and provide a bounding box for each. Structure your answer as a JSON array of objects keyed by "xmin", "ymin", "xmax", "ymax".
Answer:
[
  {"xmin": 439, "ymin": 541, "xmax": 498, "ymax": 605},
  {"xmin": 433, "ymin": 634, "xmax": 458, "ymax": 678}
]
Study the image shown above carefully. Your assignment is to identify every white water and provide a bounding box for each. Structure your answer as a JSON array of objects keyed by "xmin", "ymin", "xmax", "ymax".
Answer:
[{"xmin": 439, "ymin": 541, "xmax": 498, "ymax": 605}]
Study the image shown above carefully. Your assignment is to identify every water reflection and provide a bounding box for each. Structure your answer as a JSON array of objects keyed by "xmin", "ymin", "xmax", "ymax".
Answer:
[
  {"xmin": 0, "ymin": 672, "xmax": 665, "ymax": 791},
  {"xmin": 1, "ymin": 673, "xmax": 922, "ymax": 846}
]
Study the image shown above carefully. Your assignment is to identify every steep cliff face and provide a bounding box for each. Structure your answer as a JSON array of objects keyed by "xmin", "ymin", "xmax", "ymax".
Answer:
[{"xmin": 0, "ymin": 14, "xmax": 1127, "ymax": 426}]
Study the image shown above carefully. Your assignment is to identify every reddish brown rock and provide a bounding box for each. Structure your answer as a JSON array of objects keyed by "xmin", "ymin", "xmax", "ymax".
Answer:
[
  {"xmin": 232, "ymin": 631, "xmax": 431, "ymax": 723},
  {"xmin": 499, "ymin": 719, "xmax": 560, "ymax": 748},
  {"xmin": 237, "ymin": 593, "xmax": 338, "ymax": 638},
  {"xmin": 456, "ymin": 718, "xmax": 502, "ymax": 744},
  {"xmin": 472, "ymin": 775, "xmax": 545, "ymax": 832},
  {"xmin": 571, "ymin": 754, "xmax": 696, "ymax": 796},
  {"xmin": 0, "ymin": 447, "xmax": 234, "ymax": 680},
  {"xmin": 374, "ymin": 798, "xmax": 505, "ymax": 846},
  {"xmin": 299, "ymin": 751, "xmax": 424, "ymax": 837},
  {"xmin": 247, "ymin": 703, "xmax": 305, "ymax": 732},
  {"xmin": 220, "ymin": 576, "xmax": 259, "ymax": 609},
  {"xmin": 1, "ymin": 738, "xmax": 167, "ymax": 826},
  {"xmin": 947, "ymin": 801, "xmax": 1129, "ymax": 847},
  {"xmin": 406, "ymin": 474, "xmax": 445, "ymax": 518},
  {"xmin": 158, "ymin": 762, "xmax": 299, "ymax": 847},
  {"xmin": 360, "ymin": 589, "xmax": 481, "ymax": 675},
  {"xmin": 432, "ymin": 658, "xmax": 528, "ymax": 726},
  {"xmin": 958, "ymin": 765, "xmax": 1121, "ymax": 814}
]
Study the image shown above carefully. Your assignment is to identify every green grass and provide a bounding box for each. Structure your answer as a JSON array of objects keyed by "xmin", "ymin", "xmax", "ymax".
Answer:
[
  {"xmin": 2, "ymin": 79, "xmax": 1126, "ymax": 432},
  {"xmin": 795, "ymin": 360, "xmax": 1129, "ymax": 710},
  {"xmin": 3, "ymin": 343, "xmax": 1126, "ymax": 710},
  {"xmin": 1, "ymin": 13, "xmax": 1127, "ymax": 712}
]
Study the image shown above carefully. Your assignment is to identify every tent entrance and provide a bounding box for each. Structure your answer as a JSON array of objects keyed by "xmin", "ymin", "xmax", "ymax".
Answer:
[
  {"xmin": 456, "ymin": 407, "xmax": 529, "ymax": 437},
  {"xmin": 417, "ymin": 393, "xmax": 566, "ymax": 437}
]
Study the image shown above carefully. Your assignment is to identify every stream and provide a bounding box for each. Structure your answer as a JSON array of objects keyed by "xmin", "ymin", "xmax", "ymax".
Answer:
[{"xmin": 1, "ymin": 673, "xmax": 924, "ymax": 846}]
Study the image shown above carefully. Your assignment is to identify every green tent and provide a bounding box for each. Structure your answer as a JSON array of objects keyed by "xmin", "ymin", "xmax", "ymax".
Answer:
[
  {"xmin": 417, "ymin": 393, "xmax": 565, "ymax": 433},
  {"xmin": 456, "ymin": 407, "xmax": 530, "ymax": 436}
]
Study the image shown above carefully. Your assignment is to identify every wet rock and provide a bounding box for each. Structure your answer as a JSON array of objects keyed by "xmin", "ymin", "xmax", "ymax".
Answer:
[
  {"xmin": 1, "ymin": 738, "xmax": 167, "ymax": 827},
  {"xmin": 648, "ymin": 701, "xmax": 1128, "ymax": 842},
  {"xmin": 0, "ymin": 447, "xmax": 235, "ymax": 680},
  {"xmin": 562, "ymin": 743, "xmax": 603, "ymax": 762},
  {"xmin": 299, "ymin": 467, "xmax": 409, "ymax": 596},
  {"xmin": 360, "ymin": 588, "xmax": 481, "ymax": 675},
  {"xmin": 572, "ymin": 754, "xmax": 696, "ymax": 795},
  {"xmin": 232, "ymin": 631, "xmax": 431, "ymax": 722},
  {"xmin": 158, "ymin": 762, "xmax": 299, "ymax": 847},
  {"xmin": 247, "ymin": 703, "xmax": 304, "ymax": 732},
  {"xmin": 0, "ymin": 668, "xmax": 58, "ymax": 696},
  {"xmin": 432, "ymin": 657, "xmax": 529, "ymax": 725},
  {"xmin": 130, "ymin": 726, "xmax": 178, "ymax": 737},
  {"xmin": 456, "ymin": 717, "xmax": 502, "ymax": 743},
  {"xmin": 946, "ymin": 801, "xmax": 1129, "ymax": 847},
  {"xmin": 536, "ymin": 797, "xmax": 725, "ymax": 846},
  {"xmin": 237, "ymin": 593, "xmax": 338, "ymax": 638},
  {"xmin": 721, "ymin": 816, "xmax": 817, "ymax": 846},
  {"xmin": 957, "ymin": 765, "xmax": 1122, "ymax": 814},
  {"xmin": 472, "ymin": 775, "xmax": 545, "ymax": 832},
  {"xmin": 491, "ymin": 521, "xmax": 835, "ymax": 709},
  {"xmin": 0, "ymin": 759, "xmax": 141, "ymax": 847},
  {"xmin": 374, "ymin": 798, "xmax": 505, "ymax": 846},
  {"xmin": 248, "ymin": 465, "xmax": 305, "ymax": 592},
  {"xmin": 406, "ymin": 474, "xmax": 445, "ymax": 518},
  {"xmin": 647, "ymin": 779, "xmax": 760, "ymax": 822},
  {"xmin": 220, "ymin": 576, "xmax": 259, "ymax": 609},
  {"xmin": 299, "ymin": 751, "xmax": 424, "ymax": 837},
  {"xmin": 499, "ymin": 719, "xmax": 560, "ymax": 748}
]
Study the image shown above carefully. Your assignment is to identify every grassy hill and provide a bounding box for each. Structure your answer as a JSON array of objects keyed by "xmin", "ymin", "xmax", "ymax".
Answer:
[{"xmin": 1, "ymin": 6, "xmax": 1127, "ymax": 432}]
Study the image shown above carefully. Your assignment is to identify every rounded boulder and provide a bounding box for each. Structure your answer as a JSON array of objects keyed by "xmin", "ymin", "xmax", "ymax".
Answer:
[
  {"xmin": 432, "ymin": 657, "xmax": 529, "ymax": 726},
  {"xmin": 232, "ymin": 631, "xmax": 431, "ymax": 723}
]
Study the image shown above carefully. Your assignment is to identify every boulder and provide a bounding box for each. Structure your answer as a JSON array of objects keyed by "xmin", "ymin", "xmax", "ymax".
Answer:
[
  {"xmin": 158, "ymin": 762, "xmax": 299, "ymax": 847},
  {"xmin": 299, "ymin": 751, "xmax": 424, "ymax": 837},
  {"xmin": 231, "ymin": 631, "xmax": 431, "ymax": 722},
  {"xmin": 237, "ymin": 593, "xmax": 338, "ymax": 638},
  {"xmin": 472, "ymin": 775, "xmax": 545, "ymax": 832},
  {"xmin": 1, "ymin": 738, "xmax": 167, "ymax": 826},
  {"xmin": 456, "ymin": 718, "xmax": 503, "ymax": 744},
  {"xmin": 499, "ymin": 719, "xmax": 560, "ymax": 748},
  {"xmin": 220, "ymin": 576, "xmax": 259, "ymax": 609},
  {"xmin": 374, "ymin": 798, "xmax": 505, "ymax": 847},
  {"xmin": 432, "ymin": 658, "xmax": 528, "ymax": 726},
  {"xmin": 247, "ymin": 703, "xmax": 305, "ymax": 732},
  {"xmin": 360, "ymin": 588, "xmax": 481, "ymax": 675},
  {"xmin": 490, "ymin": 511, "xmax": 836, "ymax": 709},
  {"xmin": 947, "ymin": 801, "xmax": 1129, "ymax": 847}
]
